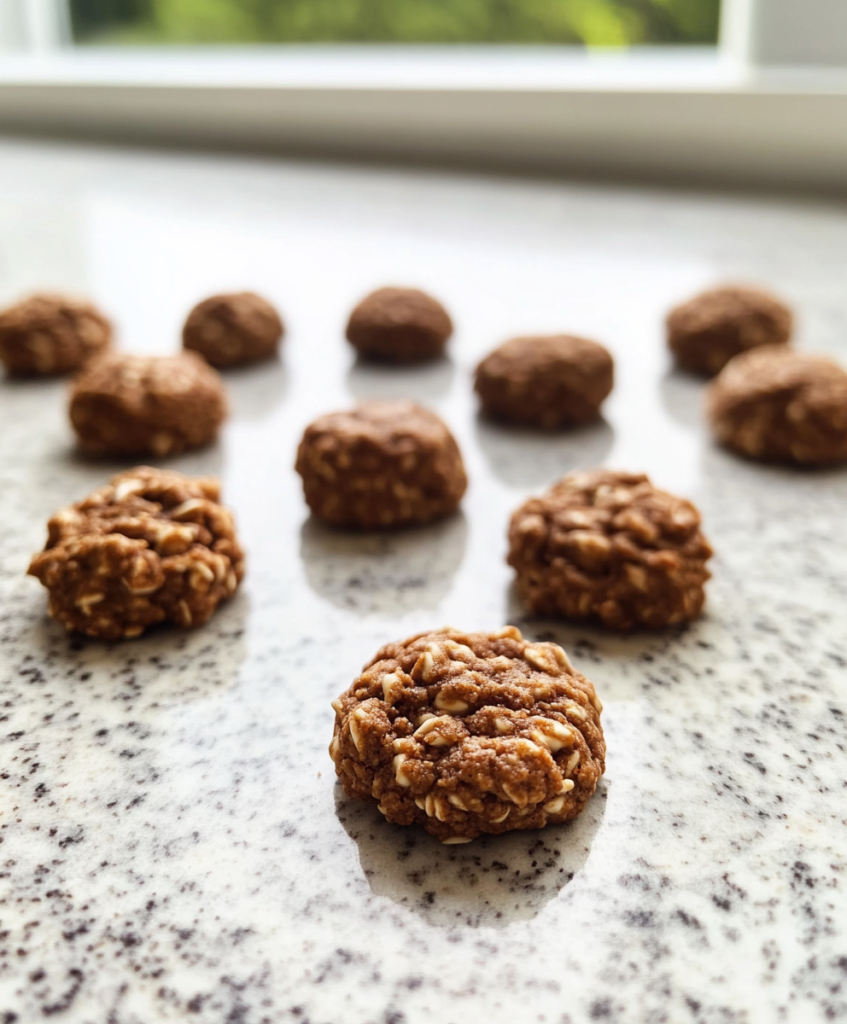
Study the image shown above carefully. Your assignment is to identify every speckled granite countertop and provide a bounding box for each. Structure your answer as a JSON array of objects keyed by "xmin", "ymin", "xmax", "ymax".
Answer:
[{"xmin": 1, "ymin": 140, "xmax": 846, "ymax": 1024}]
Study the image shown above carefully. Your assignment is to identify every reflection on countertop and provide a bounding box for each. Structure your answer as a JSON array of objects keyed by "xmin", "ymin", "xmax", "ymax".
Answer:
[
  {"xmin": 299, "ymin": 510, "xmax": 468, "ymax": 615},
  {"xmin": 659, "ymin": 366, "xmax": 708, "ymax": 430},
  {"xmin": 474, "ymin": 411, "xmax": 615, "ymax": 488},
  {"xmin": 335, "ymin": 779, "xmax": 607, "ymax": 928},
  {"xmin": 221, "ymin": 355, "xmax": 289, "ymax": 421},
  {"xmin": 346, "ymin": 352, "xmax": 455, "ymax": 403}
]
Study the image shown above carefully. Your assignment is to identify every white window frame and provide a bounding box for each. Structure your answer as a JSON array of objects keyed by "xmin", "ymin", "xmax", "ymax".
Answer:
[
  {"xmin": 0, "ymin": 0, "xmax": 68, "ymax": 52},
  {"xmin": 4, "ymin": 0, "xmax": 845, "ymax": 68},
  {"xmin": 0, "ymin": 0, "xmax": 846, "ymax": 192}
]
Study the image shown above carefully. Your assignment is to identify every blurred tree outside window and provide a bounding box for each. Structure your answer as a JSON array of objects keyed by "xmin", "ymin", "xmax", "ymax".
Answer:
[{"xmin": 69, "ymin": 0, "xmax": 721, "ymax": 47}]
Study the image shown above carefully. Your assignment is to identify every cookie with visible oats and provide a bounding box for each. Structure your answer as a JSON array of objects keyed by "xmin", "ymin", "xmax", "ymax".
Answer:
[
  {"xmin": 707, "ymin": 346, "xmax": 847, "ymax": 465},
  {"xmin": 27, "ymin": 466, "xmax": 244, "ymax": 640},
  {"xmin": 182, "ymin": 291, "xmax": 283, "ymax": 368},
  {"xmin": 295, "ymin": 400, "xmax": 467, "ymax": 529},
  {"xmin": 346, "ymin": 287, "xmax": 453, "ymax": 363},
  {"xmin": 474, "ymin": 334, "xmax": 614, "ymax": 429},
  {"xmin": 330, "ymin": 626, "xmax": 605, "ymax": 843},
  {"xmin": 667, "ymin": 284, "xmax": 793, "ymax": 377},
  {"xmin": 69, "ymin": 351, "xmax": 227, "ymax": 457},
  {"xmin": 0, "ymin": 293, "xmax": 112, "ymax": 377},
  {"xmin": 508, "ymin": 469, "xmax": 712, "ymax": 631}
]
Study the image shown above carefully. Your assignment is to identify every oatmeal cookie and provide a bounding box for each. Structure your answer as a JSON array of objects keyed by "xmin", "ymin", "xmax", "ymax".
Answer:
[
  {"xmin": 330, "ymin": 626, "xmax": 605, "ymax": 842},
  {"xmin": 707, "ymin": 346, "xmax": 847, "ymax": 465},
  {"xmin": 346, "ymin": 287, "xmax": 453, "ymax": 363},
  {"xmin": 508, "ymin": 470, "xmax": 712, "ymax": 630},
  {"xmin": 667, "ymin": 284, "xmax": 793, "ymax": 377},
  {"xmin": 475, "ymin": 334, "xmax": 614, "ymax": 428},
  {"xmin": 28, "ymin": 466, "xmax": 244, "ymax": 640},
  {"xmin": 69, "ymin": 351, "xmax": 227, "ymax": 457},
  {"xmin": 295, "ymin": 400, "xmax": 467, "ymax": 529},
  {"xmin": 182, "ymin": 291, "xmax": 283, "ymax": 368},
  {"xmin": 0, "ymin": 293, "xmax": 111, "ymax": 376}
]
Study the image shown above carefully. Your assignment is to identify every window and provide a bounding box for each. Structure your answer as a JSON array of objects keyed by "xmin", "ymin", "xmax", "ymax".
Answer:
[
  {"xmin": 68, "ymin": 0, "xmax": 721, "ymax": 48},
  {"xmin": 0, "ymin": 0, "xmax": 845, "ymax": 195}
]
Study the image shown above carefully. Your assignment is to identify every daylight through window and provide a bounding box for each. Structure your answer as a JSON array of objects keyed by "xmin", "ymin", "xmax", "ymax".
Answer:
[{"xmin": 68, "ymin": 0, "xmax": 721, "ymax": 47}]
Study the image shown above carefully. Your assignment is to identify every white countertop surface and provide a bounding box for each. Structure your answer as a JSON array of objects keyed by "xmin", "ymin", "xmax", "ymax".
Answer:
[{"xmin": 1, "ymin": 138, "xmax": 846, "ymax": 1024}]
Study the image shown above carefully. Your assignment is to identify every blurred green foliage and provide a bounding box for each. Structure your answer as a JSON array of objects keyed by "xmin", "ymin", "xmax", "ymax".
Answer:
[{"xmin": 70, "ymin": 0, "xmax": 721, "ymax": 46}]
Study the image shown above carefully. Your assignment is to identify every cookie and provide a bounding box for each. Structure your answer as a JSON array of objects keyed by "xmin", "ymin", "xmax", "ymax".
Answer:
[
  {"xmin": 707, "ymin": 345, "xmax": 847, "ymax": 465},
  {"xmin": 0, "ymin": 293, "xmax": 111, "ymax": 377},
  {"xmin": 667, "ymin": 284, "xmax": 793, "ymax": 376},
  {"xmin": 295, "ymin": 400, "xmax": 467, "ymax": 529},
  {"xmin": 182, "ymin": 291, "xmax": 283, "ymax": 368},
  {"xmin": 346, "ymin": 287, "xmax": 453, "ymax": 363},
  {"xmin": 330, "ymin": 626, "xmax": 605, "ymax": 842},
  {"xmin": 508, "ymin": 470, "xmax": 712, "ymax": 631},
  {"xmin": 69, "ymin": 351, "xmax": 227, "ymax": 457},
  {"xmin": 27, "ymin": 466, "xmax": 244, "ymax": 640},
  {"xmin": 475, "ymin": 334, "xmax": 614, "ymax": 428}
]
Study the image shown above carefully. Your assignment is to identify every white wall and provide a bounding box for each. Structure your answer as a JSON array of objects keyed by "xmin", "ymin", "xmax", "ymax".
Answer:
[{"xmin": 752, "ymin": 0, "xmax": 847, "ymax": 67}]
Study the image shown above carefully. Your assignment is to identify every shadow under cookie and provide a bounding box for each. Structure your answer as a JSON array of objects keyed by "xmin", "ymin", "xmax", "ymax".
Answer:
[
  {"xmin": 298, "ymin": 511, "xmax": 467, "ymax": 615},
  {"xmin": 16, "ymin": 588, "xmax": 251, "ymax": 708},
  {"xmin": 335, "ymin": 778, "xmax": 608, "ymax": 929},
  {"xmin": 659, "ymin": 368, "xmax": 706, "ymax": 431},
  {"xmin": 221, "ymin": 356, "xmax": 289, "ymax": 421},
  {"xmin": 346, "ymin": 353, "xmax": 455, "ymax": 403},
  {"xmin": 65, "ymin": 439, "xmax": 225, "ymax": 481},
  {"xmin": 504, "ymin": 580, "xmax": 707, "ymax": 650},
  {"xmin": 474, "ymin": 412, "xmax": 614, "ymax": 489}
]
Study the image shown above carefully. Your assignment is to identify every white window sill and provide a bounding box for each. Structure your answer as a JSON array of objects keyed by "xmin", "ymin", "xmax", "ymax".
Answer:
[{"xmin": 0, "ymin": 49, "xmax": 846, "ymax": 191}]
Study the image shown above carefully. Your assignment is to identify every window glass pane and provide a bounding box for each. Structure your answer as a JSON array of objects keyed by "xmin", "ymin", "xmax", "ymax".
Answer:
[{"xmin": 69, "ymin": 0, "xmax": 721, "ymax": 47}]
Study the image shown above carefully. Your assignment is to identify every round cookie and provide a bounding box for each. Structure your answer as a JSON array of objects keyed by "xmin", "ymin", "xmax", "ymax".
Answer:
[
  {"xmin": 475, "ymin": 334, "xmax": 614, "ymax": 429},
  {"xmin": 667, "ymin": 284, "xmax": 793, "ymax": 377},
  {"xmin": 707, "ymin": 345, "xmax": 847, "ymax": 465},
  {"xmin": 330, "ymin": 626, "xmax": 605, "ymax": 843},
  {"xmin": 346, "ymin": 287, "xmax": 453, "ymax": 363},
  {"xmin": 182, "ymin": 291, "xmax": 283, "ymax": 368},
  {"xmin": 69, "ymin": 351, "xmax": 227, "ymax": 457},
  {"xmin": 27, "ymin": 466, "xmax": 244, "ymax": 640},
  {"xmin": 0, "ymin": 293, "xmax": 111, "ymax": 377},
  {"xmin": 295, "ymin": 400, "xmax": 467, "ymax": 529},
  {"xmin": 508, "ymin": 469, "xmax": 713, "ymax": 631}
]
